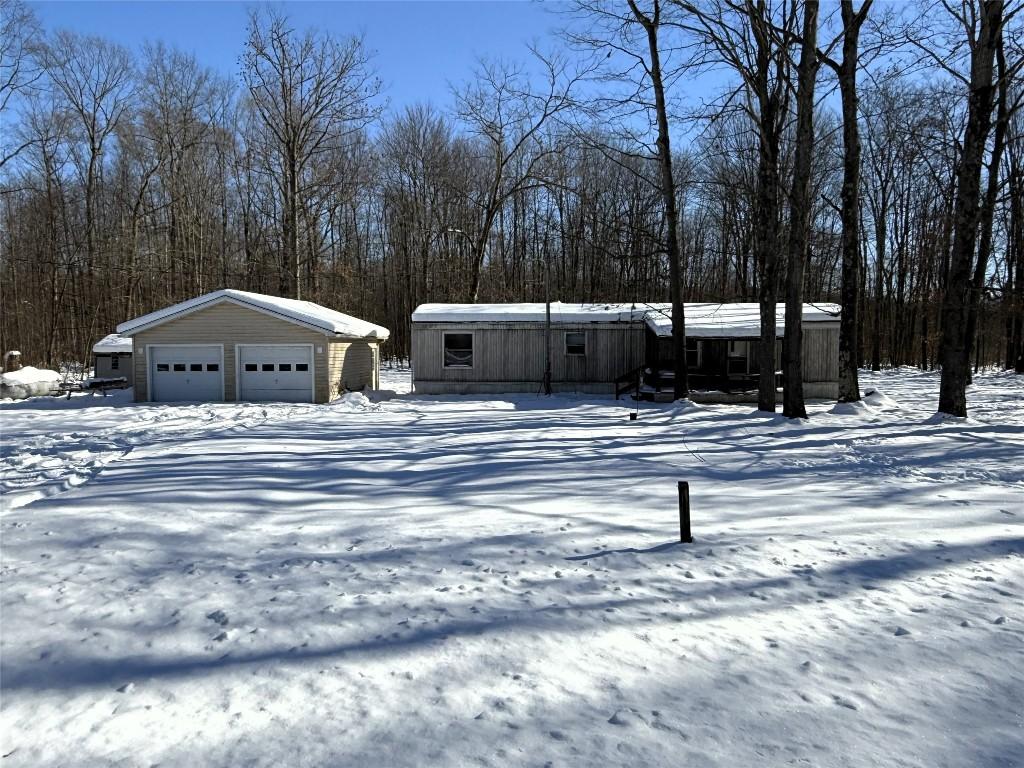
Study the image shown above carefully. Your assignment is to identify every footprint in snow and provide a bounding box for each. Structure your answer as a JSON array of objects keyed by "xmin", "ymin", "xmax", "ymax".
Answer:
[
  {"xmin": 831, "ymin": 695, "xmax": 858, "ymax": 710},
  {"xmin": 608, "ymin": 709, "xmax": 646, "ymax": 727},
  {"xmin": 893, "ymin": 626, "xmax": 911, "ymax": 637}
]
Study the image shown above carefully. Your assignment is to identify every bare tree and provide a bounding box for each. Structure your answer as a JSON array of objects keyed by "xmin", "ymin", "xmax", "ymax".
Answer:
[
  {"xmin": 242, "ymin": 8, "xmax": 381, "ymax": 299},
  {"xmin": 454, "ymin": 49, "xmax": 583, "ymax": 304},
  {"xmin": 818, "ymin": 0, "xmax": 873, "ymax": 403},
  {"xmin": 783, "ymin": 0, "xmax": 820, "ymax": 419},
  {"xmin": 0, "ymin": 0, "xmax": 43, "ymax": 168},
  {"xmin": 937, "ymin": 0, "xmax": 1012, "ymax": 415}
]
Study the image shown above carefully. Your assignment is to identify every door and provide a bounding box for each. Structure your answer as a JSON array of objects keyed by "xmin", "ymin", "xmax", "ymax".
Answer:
[
  {"xmin": 149, "ymin": 345, "xmax": 223, "ymax": 402},
  {"xmin": 238, "ymin": 344, "xmax": 314, "ymax": 403}
]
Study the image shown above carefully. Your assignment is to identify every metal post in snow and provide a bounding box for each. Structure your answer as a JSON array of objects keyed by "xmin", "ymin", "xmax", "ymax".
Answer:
[{"xmin": 678, "ymin": 481, "xmax": 693, "ymax": 543}]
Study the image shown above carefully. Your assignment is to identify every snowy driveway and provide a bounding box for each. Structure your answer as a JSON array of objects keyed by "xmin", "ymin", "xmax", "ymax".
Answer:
[{"xmin": 1, "ymin": 369, "xmax": 1022, "ymax": 767}]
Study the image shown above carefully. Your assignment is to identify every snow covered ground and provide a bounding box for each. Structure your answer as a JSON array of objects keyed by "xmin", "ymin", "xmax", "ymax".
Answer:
[{"xmin": 1, "ymin": 367, "xmax": 1021, "ymax": 767}]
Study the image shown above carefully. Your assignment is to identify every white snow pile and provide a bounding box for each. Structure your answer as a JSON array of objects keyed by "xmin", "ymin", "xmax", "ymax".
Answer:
[
  {"xmin": 0, "ymin": 368, "xmax": 1021, "ymax": 767},
  {"xmin": 333, "ymin": 391, "xmax": 380, "ymax": 411},
  {"xmin": 0, "ymin": 366, "xmax": 61, "ymax": 400}
]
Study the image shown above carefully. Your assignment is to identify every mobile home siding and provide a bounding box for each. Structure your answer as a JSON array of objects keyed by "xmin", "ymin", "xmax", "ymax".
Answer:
[
  {"xmin": 801, "ymin": 326, "xmax": 840, "ymax": 382},
  {"xmin": 412, "ymin": 322, "xmax": 645, "ymax": 393},
  {"xmin": 132, "ymin": 303, "xmax": 331, "ymax": 402}
]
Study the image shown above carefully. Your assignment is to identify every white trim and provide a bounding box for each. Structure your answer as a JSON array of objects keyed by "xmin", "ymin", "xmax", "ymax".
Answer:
[
  {"xmin": 235, "ymin": 343, "xmax": 316, "ymax": 403},
  {"xmin": 442, "ymin": 330, "xmax": 475, "ymax": 370},
  {"xmin": 145, "ymin": 343, "xmax": 225, "ymax": 403},
  {"xmin": 564, "ymin": 330, "xmax": 587, "ymax": 357}
]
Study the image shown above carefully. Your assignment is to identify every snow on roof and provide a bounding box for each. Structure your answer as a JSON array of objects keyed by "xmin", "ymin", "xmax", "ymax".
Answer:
[
  {"xmin": 412, "ymin": 302, "xmax": 840, "ymax": 337},
  {"xmin": 412, "ymin": 302, "xmax": 653, "ymax": 323},
  {"xmin": 117, "ymin": 289, "xmax": 390, "ymax": 340},
  {"xmin": 93, "ymin": 333, "xmax": 133, "ymax": 353},
  {"xmin": 645, "ymin": 303, "xmax": 842, "ymax": 338}
]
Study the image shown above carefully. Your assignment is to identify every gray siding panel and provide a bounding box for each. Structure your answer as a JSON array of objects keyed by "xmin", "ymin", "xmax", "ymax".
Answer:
[
  {"xmin": 414, "ymin": 319, "xmax": 839, "ymax": 394},
  {"xmin": 412, "ymin": 322, "xmax": 645, "ymax": 389},
  {"xmin": 801, "ymin": 326, "xmax": 839, "ymax": 382}
]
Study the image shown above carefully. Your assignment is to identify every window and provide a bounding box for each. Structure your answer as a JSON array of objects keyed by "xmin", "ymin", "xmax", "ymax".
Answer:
[
  {"xmin": 111, "ymin": 355, "xmax": 119, "ymax": 370},
  {"xmin": 156, "ymin": 363, "xmax": 169, "ymax": 372},
  {"xmin": 190, "ymin": 363, "xmax": 203, "ymax": 372},
  {"xmin": 262, "ymin": 363, "xmax": 274, "ymax": 372},
  {"xmin": 244, "ymin": 363, "xmax": 257, "ymax": 372},
  {"xmin": 727, "ymin": 340, "xmax": 748, "ymax": 375},
  {"xmin": 207, "ymin": 363, "xmax": 219, "ymax": 372},
  {"xmin": 173, "ymin": 363, "xmax": 186, "ymax": 372},
  {"xmin": 565, "ymin": 332, "xmax": 586, "ymax": 356},
  {"xmin": 296, "ymin": 363, "xmax": 309, "ymax": 372},
  {"xmin": 279, "ymin": 363, "xmax": 292, "ymax": 371},
  {"xmin": 443, "ymin": 333, "xmax": 473, "ymax": 368},
  {"xmin": 686, "ymin": 338, "xmax": 700, "ymax": 369}
]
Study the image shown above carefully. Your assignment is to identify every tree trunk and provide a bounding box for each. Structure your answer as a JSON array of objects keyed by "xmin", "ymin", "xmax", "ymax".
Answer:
[
  {"xmin": 783, "ymin": 0, "xmax": 819, "ymax": 420},
  {"xmin": 629, "ymin": 0, "xmax": 688, "ymax": 399},
  {"xmin": 938, "ymin": 0, "xmax": 1003, "ymax": 415},
  {"xmin": 964, "ymin": 36, "xmax": 1008, "ymax": 376},
  {"xmin": 833, "ymin": 0, "xmax": 872, "ymax": 403}
]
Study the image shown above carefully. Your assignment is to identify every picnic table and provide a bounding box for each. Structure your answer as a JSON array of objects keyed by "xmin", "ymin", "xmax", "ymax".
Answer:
[{"xmin": 51, "ymin": 377, "xmax": 129, "ymax": 399}]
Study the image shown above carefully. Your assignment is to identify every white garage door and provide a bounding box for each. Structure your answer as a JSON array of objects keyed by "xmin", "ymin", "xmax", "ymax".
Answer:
[
  {"xmin": 149, "ymin": 345, "xmax": 223, "ymax": 402},
  {"xmin": 238, "ymin": 345, "xmax": 313, "ymax": 403}
]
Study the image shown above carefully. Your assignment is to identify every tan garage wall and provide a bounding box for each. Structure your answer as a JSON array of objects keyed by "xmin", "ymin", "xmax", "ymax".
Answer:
[
  {"xmin": 132, "ymin": 302, "xmax": 332, "ymax": 402},
  {"xmin": 327, "ymin": 339, "xmax": 379, "ymax": 397}
]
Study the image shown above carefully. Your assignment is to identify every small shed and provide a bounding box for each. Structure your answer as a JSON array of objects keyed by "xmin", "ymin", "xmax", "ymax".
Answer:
[
  {"xmin": 116, "ymin": 289, "xmax": 389, "ymax": 404},
  {"xmin": 93, "ymin": 333, "xmax": 134, "ymax": 385}
]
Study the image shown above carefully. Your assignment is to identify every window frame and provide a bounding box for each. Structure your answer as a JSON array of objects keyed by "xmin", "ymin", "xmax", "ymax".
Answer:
[
  {"xmin": 685, "ymin": 337, "xmax": 701, "ymax": 369},
  {"xmin": 442, "ymin": 331, "xmax": 475, "ymax": 370},
  {"xmin": 726, "ymin": 340, "xmax": 749, "ymax": 375},
  {"xmin": 564, "ymin": 331, "xmax": 587, "ymax": 357}
]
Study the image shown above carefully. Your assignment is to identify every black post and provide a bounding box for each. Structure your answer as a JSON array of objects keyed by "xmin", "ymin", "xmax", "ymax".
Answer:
[{"xmin": 678, "ymin": 481, "xmax": 693, "ymax": 543}]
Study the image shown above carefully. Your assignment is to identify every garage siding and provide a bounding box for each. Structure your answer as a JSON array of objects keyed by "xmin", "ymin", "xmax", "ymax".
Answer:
[
  {"xmin": 132, "ymin": 303, "xmax": 331, "ymax": 402},
  {"xmin": 327, "ymin": 339, "xmax": 378, "ymax": 397}
]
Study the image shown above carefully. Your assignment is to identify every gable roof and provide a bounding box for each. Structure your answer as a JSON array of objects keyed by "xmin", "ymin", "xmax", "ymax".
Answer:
[
  {"xmin": 412, "ymin": 301, "xmax": 840, "ymax": 338},
  {"xmin": 93, "ymin": 333, "xmax": 133, "ymax": 353},
  {"xmin": 116, "ymin": 290, "xmax": 390, "ymax": 340}
]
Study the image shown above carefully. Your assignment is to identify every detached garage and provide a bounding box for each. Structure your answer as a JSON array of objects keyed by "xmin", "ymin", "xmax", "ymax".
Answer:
[{"xmin": 116, "ymin": 290, "xmax": 389, "ymax": 404}]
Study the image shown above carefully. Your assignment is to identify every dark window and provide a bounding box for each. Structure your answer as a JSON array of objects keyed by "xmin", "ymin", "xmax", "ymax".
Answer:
[
  {"xmin": 262, "ymin": 363, "xmax": 274, "ymax": 372},
  {"xmin": 565, "ymin": 332, "xmax": 586, "ymax": 356},
  {"xmin": 295, "ymin": 363, "xmax": 309, "ymax": 372},
  {"xmin": 207, "ymin": 363, "xmax": 219, "ymax": 372},
  {"xmin": 111, "ymin": 356, "xmax": 120, "ymax": 370},
  {"xmin": 173, "ymin": 363, "xmax": 186, "ymax": 372},
  {"xmin": 279, "ymin": 363, "xmax": 292, "ymax": 371},
  {"xmin": 156, "ymin": 363, "xmax": 169, "ymax": 372},
  {"xmin": 244, "ymin": 363, "xmax": 257, "ymax": 372},
  {"xmin": 686, "ymin": 338, "xmax": 700, "ymax": 369},
  {"xmin": 443, "ymin": 333, "xmax": 473, "ymax": 368},
  {"xmin": 727, "ymin": 341, "xmax": 748, "ymax": 375},
  {"xmin": 190, "ymin": 363, "xmax": 203, "ymax": 372}
]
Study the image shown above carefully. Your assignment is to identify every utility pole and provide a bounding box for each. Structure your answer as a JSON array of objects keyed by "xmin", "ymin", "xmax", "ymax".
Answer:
[{"xmin": 543, "ymin": 231, "xmax": 552, "ymax": 395}]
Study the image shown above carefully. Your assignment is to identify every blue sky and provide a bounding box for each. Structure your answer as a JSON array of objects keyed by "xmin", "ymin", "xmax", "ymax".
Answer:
[{"xmin": 31, "ymin": 1, "xmax": 569, "ymax": 113}]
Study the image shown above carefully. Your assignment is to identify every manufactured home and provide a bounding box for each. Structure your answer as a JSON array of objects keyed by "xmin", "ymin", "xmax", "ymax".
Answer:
[
  {"xmin": 410, "ymin": 302, "xmax": 840, "ymax": 401},
  {"xmin": 116, "ymin": 289, "xmax": 389, "ymax": 404},
  {"xmin": 92, "ymin": 333, "xmax": 134, "ymax": 385}
]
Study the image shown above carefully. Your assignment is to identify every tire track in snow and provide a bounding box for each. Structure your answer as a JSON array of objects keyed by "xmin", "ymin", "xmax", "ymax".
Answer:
[{"xmin": 0, "ymin": 402, "xmax": 314, "ymax": 511}]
